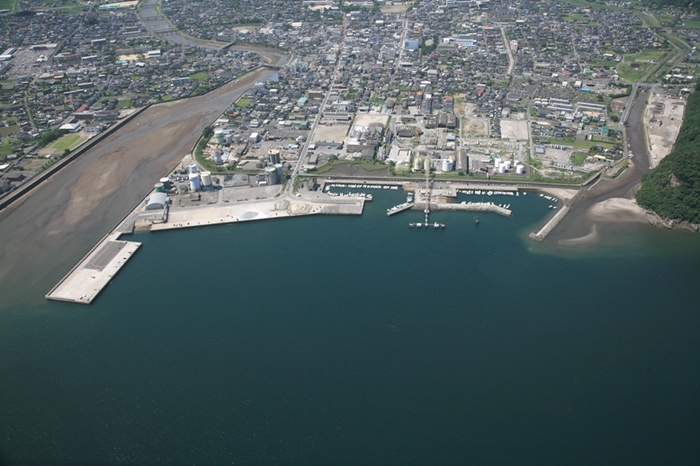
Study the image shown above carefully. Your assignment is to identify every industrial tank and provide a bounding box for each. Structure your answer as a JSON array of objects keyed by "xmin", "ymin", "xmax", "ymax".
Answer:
[
  {"xmin": 265, "ymin": 166, "xmax": 278, "ymax": 185},
  {"xmin": 441, "ymin": 158, "xmax": 454, "ymax": 172},
  {"xmin": 413, "ymin": 157, "xmax": 423, "ymax": 172},
  {"xmin": 498, "ymin": 164, "xmax": 506, "ymax": 174},
  {"xmin": 516, "ymin": 164, "xmax": 525, "ymax": 175},
  {"xmin": 188, "ymin": 163, "xmax": 198, "ymax": 174},
  {"xmin": 189, "ymin": 173, "xmax": 201, "ymax": 191},
  {"xmin": 214, "ymin": 129, "xmax": 225, "ymax": 144},
  {"xmin": 154, "ymin": 182, "xmax": 165, "ymax": 193},
  {"xmin": 200, "ymin": 171, "xmax": 212, "ymax": 188},
  {"xmin": 504, "ymin": 160, "xmax": 512, "ymax": 170},
  {"xmin": 160, "ymin": 177, "xmax": 171, "ymax": 190}
]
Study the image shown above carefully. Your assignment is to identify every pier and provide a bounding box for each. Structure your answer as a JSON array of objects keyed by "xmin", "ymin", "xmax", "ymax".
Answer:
[
  {"xmin": 46, "ymin": 233, "xmax": 141, "ymax": 304},
  {"xmin": 387, "ymin": 202, "xmax": 415, "ymax": 216},
  {"xmin": 414, "ymin": 201, "xmax": 512, "ymax": 217}
]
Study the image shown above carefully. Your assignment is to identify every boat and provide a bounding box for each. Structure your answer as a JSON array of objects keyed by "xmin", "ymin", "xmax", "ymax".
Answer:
[{"xmin": 474, "ymin": 216, "xmax": 480, "ymax": 225}]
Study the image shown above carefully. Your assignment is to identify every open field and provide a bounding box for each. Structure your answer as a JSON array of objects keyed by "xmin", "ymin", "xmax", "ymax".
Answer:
[
  {"xmin": 462, "ymin": 118, "xmax": 488, "ymax": 137},
  {"xmin": 51, "ymin": 135, "xmax": 81, "ymax": 152},
  {"xmin": 381, "ymin": 3, "xmax": 412, "ymax": 13},
  {"xmin": 312, "ymin": 123, "xmax": 350, "ymax": 143},
  {"xmin": 500, "ymin": 120, "xmax": 528, "ymax": 140}
]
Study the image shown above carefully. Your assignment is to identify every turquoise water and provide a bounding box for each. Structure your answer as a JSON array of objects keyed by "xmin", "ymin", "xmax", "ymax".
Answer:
[{"xmin": 1, "ymin": 190, "xmax": 699, "ymax": 464}]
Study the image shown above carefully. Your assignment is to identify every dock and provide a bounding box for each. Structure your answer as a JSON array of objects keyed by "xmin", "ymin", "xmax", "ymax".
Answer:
[
  {"xmin": 414, "ymin": 201, "xmax": 512, "ymax": 217},
  {"xmin": 46, "ymin": 233, "xmax": 141, "ymax": 304},
  {"xmin": 387, "ymin": 202, "xmax": 414, "ymax": 216}
]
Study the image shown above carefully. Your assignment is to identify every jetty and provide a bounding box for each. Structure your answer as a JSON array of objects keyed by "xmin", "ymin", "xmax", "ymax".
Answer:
[
  {"xmin": 45, "ymin": 233, "xmax": 141, "ymax": 304},
  {"xmin": 414, "ymin": 201, "xmax": 512, "ymax": 217},
  {"xmin": 387, "ymin": 202, "xmax": 415, "ymax": 216}
]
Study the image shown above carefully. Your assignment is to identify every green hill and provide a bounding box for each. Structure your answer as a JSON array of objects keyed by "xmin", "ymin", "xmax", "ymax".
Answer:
[{"xmin": 636, "ymin": 90, "xmax": 700, "ymax": 224}]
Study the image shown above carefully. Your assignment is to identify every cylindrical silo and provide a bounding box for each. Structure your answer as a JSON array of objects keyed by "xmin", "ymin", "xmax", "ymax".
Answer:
[
  {"xmin": 200, "ymin": 171, "xmax": 212, "ymax": 188},
  {"xmin": 154, "ymin": 182, "xmax": 165, "ymax": 193},
  {"xmin": 504, "ymin": 160, "xmax": 512, "ymax": 170},
  {"xmin": 498, "ymin": 164, "xmax": 506, "ymax": 174},
  {"xmin": 265, "ymin": 166, "xmax": 278, "ymax": 185},
  {"xmin": 516, "ymin": 164, "xmax": 525, "ymax": 175},
  {"xmin": 441, "ymin": 158, "xmax": 454, "ymax": 172},
  {"xmin": 188, "ymin": 163, "xmax": 198, "ymax": 174},
  {"xmin": 160, "ymin": 177, "xmax": 171, "ymax": 190},
  {"xmin": 189, "ymin": 173, "xmax": 201, "ymax": 191},
  {"xmin": 224, "ymin": 133, "xmax": 232, "ymax": 144},
  {"xmin": 214, "ymin": 129, "xmax": 225, "ymax": 144}
]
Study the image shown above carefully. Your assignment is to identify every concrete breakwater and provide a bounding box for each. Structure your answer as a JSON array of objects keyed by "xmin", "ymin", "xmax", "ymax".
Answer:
[
  {"xmin": 414, "ymin": 201, "xmax": 512, "ymax": 217},
  {"xmin": 529, "ymin": 205, "xmax": 570, "ymax": 241}
]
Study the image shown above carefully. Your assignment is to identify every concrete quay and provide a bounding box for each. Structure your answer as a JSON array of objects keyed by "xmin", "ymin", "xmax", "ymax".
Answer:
[
  {"xmin": 414, "ymin": 201, "xmax": 512, "ymax": 217},
  {"xmin": 151, "ymin": 197, "xmax": 365, "ymax": 231},
  {"xmin": 45, "ymin": 233, "xmax": 141, "ymax": 304}
]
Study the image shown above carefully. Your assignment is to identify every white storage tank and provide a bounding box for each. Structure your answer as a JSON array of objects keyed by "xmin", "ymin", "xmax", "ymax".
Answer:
[
  {"xmin": 498, "ymin": 164, "xmax": 506, "ymax": 174},
  {"xmin": 265, "ymin": 166, "xmax": 278, "ymax": 185},
  {"xmin": 189, "ymin": 173, "xmax": 201, "ymax": 191},
  {"xmin": 200, "ymin": 171, "xmax": 212, "ymax": 188},
  {"xmin": 188, "ymin": 163, "xmax": 198, "ymax": 174},
  {"xmin": 504, "ymin": 160, "xmax": 512, "ymax": 170},
  {"xmin": 516, "ymin": 164, "xmax": 525, "ymax": 175},
  {"xmin": 224, "ymin": 133, "xmax": 232, "ymax": 144},
  {"xmin": 441, "ymin": 158, "xmax": 454, "ymax": 172},
  {"xmin": 214, "ymin": 129, "xmax": 225, "ymax": 144},
  {"xmin": 159, "ymin": 177, "xmax": 171, "ymax": 190}
]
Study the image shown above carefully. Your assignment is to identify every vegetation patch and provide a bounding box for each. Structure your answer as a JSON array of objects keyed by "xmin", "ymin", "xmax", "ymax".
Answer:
[
  {"xmin": 636, "ymin": 88, "xmax": 700, "ymax": 223},
  {"xmin": 234, "ymin": 98, "xmax": 252, "ymax": 108},
  {"xmin": 188, "ymin": 72, "xmax": 208, "ymax": 81},
  {"xmin": 50, "ymin": 134, "xmax": 80, "ymax": 152},
  {"xmin": 571, "ymin": 152, "xmax": 588, "ymax": 166}
]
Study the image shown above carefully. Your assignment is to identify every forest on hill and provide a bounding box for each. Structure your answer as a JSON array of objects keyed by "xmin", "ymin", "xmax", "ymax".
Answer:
[{"xmin": 636, "ymin": 89, "xmax": 700, "ymax": 224}]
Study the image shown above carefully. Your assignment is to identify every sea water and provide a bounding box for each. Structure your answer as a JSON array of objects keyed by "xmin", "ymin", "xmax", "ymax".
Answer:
[{"xmin": 1, "ymin": 190, "xmax": 699, "ymax": 465}]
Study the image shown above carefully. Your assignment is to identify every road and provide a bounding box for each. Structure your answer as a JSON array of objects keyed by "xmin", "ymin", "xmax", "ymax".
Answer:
[{"xmin": 285, "ymin": 13, "xmax": 347, "ymax": 196}]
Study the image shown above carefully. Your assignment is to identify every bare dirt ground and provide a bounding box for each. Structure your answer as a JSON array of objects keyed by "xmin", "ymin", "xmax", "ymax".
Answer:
[
  {"xmin": 353, "ymin": 114, "xmax": 389, "ymax": 127},
  {"xmin": 500, "ymin": 119, "xmax": 528, "ymax": 140},
  {"xmin": 312, "ymin": 123, "xmax": 350, "ymax": 143},
  {"xmin": 381, "ymin": 3, "xmax": 412, "ymax": 13},
  {"xmin": 463, "ymin": 118, "xmax": 488, "ymax": 137},
  {"xmin": 645, "ymin": 90, "xmax": 684, "ymax": 168}
]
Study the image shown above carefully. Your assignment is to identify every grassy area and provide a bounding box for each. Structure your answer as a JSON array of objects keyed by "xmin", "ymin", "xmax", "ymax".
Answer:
[
  {"xmin": 0, "ymin": 0, "xmax": 18, "ymax": 11},
  {"xmin": 679, "ymin": 20, "xmax": 700, "ymax": 30},
  {"xmin": 548, "ymin": 137, "xmax": 615, "ymax": 150},
  {"xmin": 563, "ymin": 13, "xmax": 588, "ymax": 21},
  {"xmin": 311, "ymin": 158, "xmax": 388, "ymax": 175},
  {"xmin": 50, "ymin": 134, "xmax": 80, "ymax": 152},
  {"xmin": 635, "ymin": 11, "xmax": 660, "ymax": 28},
  {"xmin": 625, "ymin": 48, "xmax": 667, "ymax": 62},
  {"xmin": 116, "ymin": 98, "xmax": 132, "ymax": 110},
  {"xmin": 188, "ymin": 72, "xmax": 208, "ymax": 81},
  {"xmin": 558, "ymin": 0, "xmax": 618, "ymax": 10},
  {"xmin": 571, "ymin": 152, "xmax": 588, "ymax": 165},
  {"xmin": 0, "ymin": 140, "xmax": 18, "ymax": 158},
  {"xmin": 617, "ymin": 63, "xmax": 648, "ymax": 82},
  {"xmin": 234, "ymin": 98, "xmax": 252, "ymax": 108}
]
